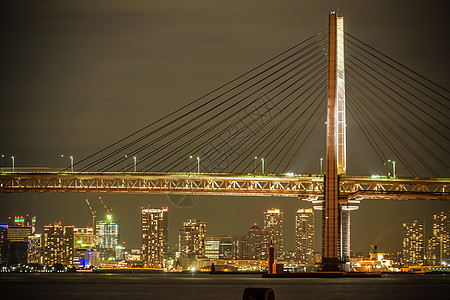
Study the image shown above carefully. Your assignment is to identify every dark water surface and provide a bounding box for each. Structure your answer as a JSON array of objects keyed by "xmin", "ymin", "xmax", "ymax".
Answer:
[{"xmin": 1, "ymin": 273, "xmax": 449, "ymax": 300}]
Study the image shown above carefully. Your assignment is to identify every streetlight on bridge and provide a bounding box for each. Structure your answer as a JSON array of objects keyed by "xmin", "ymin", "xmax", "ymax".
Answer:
[
  {"xmin": 254, "ymin": 156, "xmax": 258, "ymax": 173},
  {"xmin": 197, "ymin": 157, "xmax": 200, "ymax": 173},
  {"xmin": 70, "ymin": 156, "xmax": 74, "ymax": 172},
  {"xmin": 261, "ymin": 158, "xmax": 265, "ymax": 174},
  {"xmin": 189, "ymin": 156, "xmax": 193, "ymax": 174},
  {"xmin": 133, "ymin": 156, "xmax": 137, "ymax": 172},
  {"xmin": 385, "ymin": 160, "xmax": 396, "ymax": 178},
  {"xmin": 11, "ymin": 156, "xmax": 15, "ymax": 172},
  {"xmin": 320, "ymin": 157, "xmax": 324, "ymax": 175}
]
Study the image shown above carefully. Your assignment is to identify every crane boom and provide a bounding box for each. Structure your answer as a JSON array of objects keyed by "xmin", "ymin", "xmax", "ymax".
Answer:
[{"xmin": 85, "ymin": 198, "xmax": 96, "ymax": 233}]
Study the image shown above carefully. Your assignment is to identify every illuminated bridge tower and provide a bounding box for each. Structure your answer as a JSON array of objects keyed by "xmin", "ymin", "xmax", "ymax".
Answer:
[{"xmin": 322, "ymin": 11, "xmax": 356, "ymax": 271}]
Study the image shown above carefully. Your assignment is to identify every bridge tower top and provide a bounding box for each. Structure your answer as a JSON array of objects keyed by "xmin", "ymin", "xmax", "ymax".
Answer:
[{"xmin": 336, "ymin": 14, "xmax": 346, "ymax": 175}]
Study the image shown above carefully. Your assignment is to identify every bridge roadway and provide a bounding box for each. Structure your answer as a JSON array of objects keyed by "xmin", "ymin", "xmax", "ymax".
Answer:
[{"xmin": 0, "ymin": 171, "xmax": 448, "ymax": 201}]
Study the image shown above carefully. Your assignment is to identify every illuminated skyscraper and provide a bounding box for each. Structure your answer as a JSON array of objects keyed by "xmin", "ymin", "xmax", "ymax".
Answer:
[
  {"xmin": 6, "ymin": 220, "xmax": 32, "ymax": 265},
  {"xmin": 402, "ymin": 220, "xmax": 424, "ymax": 267},
  {"xmin": 179, "ymin": 220, "xmax": 206, "ymax": 259},
  {"xmin": 96, "ymin": 215, "xmax": 120, "ymax": 261},
  {"xmin": 44, "ymin": 223, "xmax": 74, "ymax": 266},
  {"xmin": 247, "ymin": 223, "xmax": 264, "ymax": 260},
  {"xmin": 426, "ymin": 211, "xmax": 450, "ymax": 266},
  {"xmin": 9, "ymin": 215, "xmax": 36, "ymax": 233},
  {"xmin": 27, "ymin": 233, "xmax": 42, "ymax": 264},
  {"xmin": 141, "ymin": 207, "xmax": 168, "ymax": 268},
  {"xmin": 74, "ymin": 227, "xmax": 94, "ymax": 249},
  {"xmin": 295, "ymin": 208, "xmax": 314, "ymax": 264},
  {"xmin": 6, "ymin": 225, "xmax": 32, "ymax": 243},
  {"xmin": 264, "ymin": 208, "xmax": 284, "ymax": 259}
]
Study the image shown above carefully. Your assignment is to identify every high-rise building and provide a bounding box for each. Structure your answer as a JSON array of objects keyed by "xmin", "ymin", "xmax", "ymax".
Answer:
[
  {"xmin": 264, "ymin": 208, "xmax": 284, "ymax": 259},
  {"xmin": 426, "ymin": 211, "xmax": 450, "ymax": 266},
  {"xmin": 0, "ymin": 225, "xmax": 7, "ymax": 264},
  {"xmin": 295, "ymin": 208, "xmax": 314, "ymax": 264},
  {"xmin": 247, "ymin": 223, "xmax": 264, "ymax": 260},
  {"xmin": 96, "ymin": 214, "xmax": 120, "ymax": 261},
  {"xmin": 74, "ymin": 227, "xmax": 94, "ymax": 249},
  {"xmin": 179, "ymin": 220, "xmax": 206, "ymax": 259},
  {"xmin": 44, "ymin": 223, "xmax": 75, "ymax": 266},
  {"xmin": 7, "ymin": 225, "xmax": 32, "ymax": 243},
  {"xmin": 232, "ymin": 234, "xmax": 248, "ymax": 260},
  {"xmin": 9, "ymin": 215, "xmax": 36, "ymax": 233},
  {"xmin": 6, "ymin": 221, "xmax": 32, "ymax": 265},
  {"xmin": 205, "ymin": 235, "xmax": 233, "ymax": 260},
  {"xmin": 27, "ymin": 233, "xmax": 42, "ymax": 264},
  {"xmin": 141, "ymin": 207, "xmax": 168, "ymax": 268},
  {"xmin": 402, "ymin": 220, "xmax": 425, "ymax": 267}
]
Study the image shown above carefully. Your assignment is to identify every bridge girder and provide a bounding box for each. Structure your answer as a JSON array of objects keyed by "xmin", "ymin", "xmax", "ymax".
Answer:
[{"xmin": 0, "ymin": 172, "xmax": 448, "ymax": 200}]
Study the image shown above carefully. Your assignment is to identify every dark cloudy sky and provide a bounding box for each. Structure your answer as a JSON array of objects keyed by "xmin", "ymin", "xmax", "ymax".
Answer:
[{"xmin": 1, "ymin": 1, "xmax": 449, "ymax": 253}]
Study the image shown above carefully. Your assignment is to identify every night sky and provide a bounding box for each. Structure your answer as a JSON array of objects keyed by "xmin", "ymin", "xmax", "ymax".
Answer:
[{"xmin": 1, "ymin": 1, "xmax": 449, "ymax": 254}]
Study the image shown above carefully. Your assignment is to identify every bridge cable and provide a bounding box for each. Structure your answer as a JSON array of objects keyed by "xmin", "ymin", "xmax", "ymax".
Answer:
[
  {"xmin": 73, "ymin": 30, "xmax": 326, "ymax": 171},
  {"xmin": 86, "ymin": 38, "xmax": 327, "ymax": 171}
]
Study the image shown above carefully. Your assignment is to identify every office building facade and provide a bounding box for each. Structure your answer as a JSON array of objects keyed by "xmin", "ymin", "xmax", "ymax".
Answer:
[{"xmin": 264, "ymin": 208, "xmax": 284, "ymax": 259}]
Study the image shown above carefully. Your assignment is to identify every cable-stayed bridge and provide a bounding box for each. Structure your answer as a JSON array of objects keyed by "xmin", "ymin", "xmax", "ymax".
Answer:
[{"xmin": 1, "ymin": 12, "xmax": 449, "ymax": 270}]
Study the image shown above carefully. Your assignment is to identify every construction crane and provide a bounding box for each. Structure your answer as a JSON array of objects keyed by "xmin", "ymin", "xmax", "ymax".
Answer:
[
  {"xmin": 98, "ymin": 196, "xmax": 112, "ymax": 215},
  {"xmin": 85, "ymin": 198, "xmax": 96, "ymax": 233}
]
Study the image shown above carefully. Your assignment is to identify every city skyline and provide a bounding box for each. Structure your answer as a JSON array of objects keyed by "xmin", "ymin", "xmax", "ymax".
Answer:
[{"xmin": 0, "ymin": 0, "xmax": 449, "ymax": 263}]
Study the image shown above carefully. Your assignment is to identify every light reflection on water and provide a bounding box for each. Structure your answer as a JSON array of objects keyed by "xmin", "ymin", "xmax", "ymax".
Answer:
[{"xmin": 0, "ymin": 273, "xmax": 449, "ymax": 300}]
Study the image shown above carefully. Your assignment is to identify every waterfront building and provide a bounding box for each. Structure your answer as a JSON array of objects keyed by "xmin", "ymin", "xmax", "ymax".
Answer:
[
  {"xmin": 43, "ymin": 222, "xmax": 75, "ymax": 266},
  {"xmin": 179, "ymin": 220, "xmax": 206, "ymax": 259},
  {"xmin": 264, "ymin": 208, "xmax": 284, "ymax": 259},
  {"xmin": 402, "ymin": 220, "xmax": 425, "ymax": 266},
  {"xmin": 73, "ymin": 248, "xmax": 99, "ymax": 268},
  {"xmin": 295, "ymin": 208, "xmax": 314, "ymax": 264},
  {"xmin": 141, "ymin": 207, "xmax": 168, "ymax": 268},
  {"xmin": 96, "ymin": 214, "xmax": 120, "ymax": 261}
]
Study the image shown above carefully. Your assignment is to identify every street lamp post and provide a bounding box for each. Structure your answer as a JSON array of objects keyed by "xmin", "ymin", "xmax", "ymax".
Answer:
[
  {"xmin": 189, "ymin": 156, "xmax": 192, "ymax": 174},
  {"xmin": 11, "ymin": 156, "xmax": 15, "ymax": 172},
  {"xmin": 133, "ymin": 156, "xmax": 137, "ymax": 172},
  {"xmin": 70, "ymin": 156, "xmax": 74, "ymax": 172},
  {"xmin": 261, "ymin": 158, "xmax": 265, "ymax": 174},
  {"xmin": 197, "ymin": 157, "xmax": 200, "ymax": 173},
  {"xmin": 320, "ymin": 157, "xmax": 323, "ymax": 175},
  {"xmin": 254, "ymin": 156, "xmax": 258, "ymax": 173},
  {"xmin": 386, "ymin": 159, "xmax": 396, "ymax": 177},
  {"xmin": 124, "ymin": 155, "xmax": 128, "ymax": 172},
  {"xmin": 1, "ymin": 154, "xmax": 4, "ymax": 167}
]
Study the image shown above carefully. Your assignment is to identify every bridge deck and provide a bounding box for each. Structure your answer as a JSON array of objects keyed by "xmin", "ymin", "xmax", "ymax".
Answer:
[{"xmin": 0, "ymin": 172, "xmax": 448, "ymax": 200}]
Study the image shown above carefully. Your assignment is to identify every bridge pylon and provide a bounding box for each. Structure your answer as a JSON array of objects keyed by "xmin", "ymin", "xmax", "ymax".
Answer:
[{"xmin": 322, "ymin": 11, "xmax": 354, "ymax": 271}]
